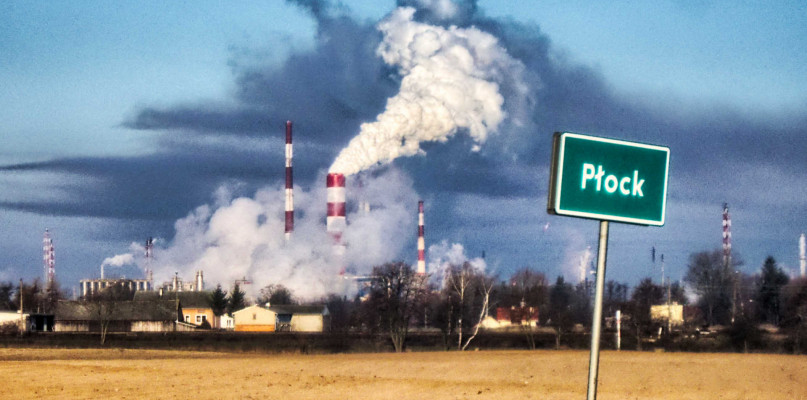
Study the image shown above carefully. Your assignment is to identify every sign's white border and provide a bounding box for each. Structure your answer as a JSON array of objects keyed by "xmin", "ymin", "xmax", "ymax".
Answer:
[{"xmin": 552, "ymin": 132, "xmax": 670, "ymax": 226}]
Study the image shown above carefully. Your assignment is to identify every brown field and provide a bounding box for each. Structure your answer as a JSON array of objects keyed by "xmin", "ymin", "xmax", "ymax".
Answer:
[{"xmin": 0, "ymin": 348, "xmax": 805, "ymax": 399}]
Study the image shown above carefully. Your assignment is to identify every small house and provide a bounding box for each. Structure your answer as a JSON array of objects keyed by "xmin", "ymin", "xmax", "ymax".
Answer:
[
  {"xmin": 134, "ymin": 291, "xmax": 217, "ymax": 328},
  {"xmin": 272, "ymin": 305, "xmax": 330, "ymax": 333},
  {"xmin": 233, "ymin": 304, "xmax": 277, "ymax": 332},
  {"xmin": 232, "ymin": 304, "xmax": 330, "ymax": 333}
]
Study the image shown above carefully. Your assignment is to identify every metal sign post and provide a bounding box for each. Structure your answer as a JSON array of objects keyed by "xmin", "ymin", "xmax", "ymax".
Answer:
[
  {"xmin": 547, "ymin": 131, "xmax": 670, "ymax": 400},
  {"xmin": 586, "ymin": 220, "xmax": 609, "ymax": 400}
]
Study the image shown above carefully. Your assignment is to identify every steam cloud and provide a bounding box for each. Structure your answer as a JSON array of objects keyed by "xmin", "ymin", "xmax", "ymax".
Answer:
[
  {"xmin": 427, "ymin": 240, "xmax": 487, "ymax": 287},
  {"xmin": 101, "ymin": 253, "xmax": 135, "ymax": 268},
  {"xmin": 142, "ymin": 169, "xmax": 417, "ymax": 300},
  {"xmin": 329, "ymin": 7, "xmax": 526, "ymax": 176}
]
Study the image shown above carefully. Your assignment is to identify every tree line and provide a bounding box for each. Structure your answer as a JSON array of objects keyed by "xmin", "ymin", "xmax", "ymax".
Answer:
[{"xmin": 2, "ymin": 249, "xmax": 807, "ymax": 353}]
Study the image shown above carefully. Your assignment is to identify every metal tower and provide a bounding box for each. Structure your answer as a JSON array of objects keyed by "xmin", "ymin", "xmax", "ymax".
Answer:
[{"xmin": 43, "ymin": 229, "xmax": 55, "ymax": 286}]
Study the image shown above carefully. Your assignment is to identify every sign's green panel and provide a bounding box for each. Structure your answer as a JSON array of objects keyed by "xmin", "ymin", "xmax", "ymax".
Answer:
[{"xmin": 548, "ymin": 132, "xmax": 669, "ymax": 226}]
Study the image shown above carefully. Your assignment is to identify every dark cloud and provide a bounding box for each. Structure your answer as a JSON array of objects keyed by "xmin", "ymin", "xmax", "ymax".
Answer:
[
  {"xmin": 123, "ymin": 106, "xmax": 269, "ymax": 136},
  {"xmin": 2, "ymin": 0, "xmax": 806, "ymax": 269},
  {"xmin": 0, "ymin": 138, "xmax": 332, "ymax": 221},
  {"xmin": 125, "ymin": 0, "xmax": 396, "ymax": 149}
]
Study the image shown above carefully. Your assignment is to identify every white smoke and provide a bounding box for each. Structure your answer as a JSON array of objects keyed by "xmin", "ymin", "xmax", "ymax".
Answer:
[
  {"xmin": 145, "ymin": 168, "xmax": 417, "ymax": 301},
  {"xmin": 100, "ymin": 253, "xmax": 136, "ymax": 279},
  {"xmin": 559, "ymin": 228, "xmax": 594, "ymax": 283},
  {"xmin": 329, "ymin": 7, "xmax": 526, "ymax": 176},
  {"xmin": 101, "ymin": 253, "xmax": 135, "ymax": 268},
  {"xmin": 427, "ymin": 240, "xmax": 486, "ymax": 286}
]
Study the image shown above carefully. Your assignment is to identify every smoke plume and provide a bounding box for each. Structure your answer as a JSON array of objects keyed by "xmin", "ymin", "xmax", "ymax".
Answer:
[
  {"xmin": 329, "ymin": 7, "xmax": 526, "ymax": 176},
  {"xmin": 427, "ymin": 240, "xmax": 487, "ymax": 286},
  {"xmin": 101, "ymin": 253, "xmax": 135, "ymax": 268},
  {"xmin": 143, "ymin": 169, "xmax": 416, "ymax": 300}
]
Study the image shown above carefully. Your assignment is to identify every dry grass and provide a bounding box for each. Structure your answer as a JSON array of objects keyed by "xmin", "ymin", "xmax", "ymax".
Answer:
[{"xmin": 0, "ymin": 348, "xmax": 805, "ymax": 399}]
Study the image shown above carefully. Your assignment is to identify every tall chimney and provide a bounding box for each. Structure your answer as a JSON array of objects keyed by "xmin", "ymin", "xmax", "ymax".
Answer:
[
  {"xmin": 417, "ymin": 200, "xmax": 426, "ymax": 275},
  {"xmin": 285, "ymin": 121, "xmax": 294, "ymax": 240},
  {"xmin": 722, "ymin": 203, "xmax": 731, "ymax": 267},
  {"xmin": 800, "ymin": 233, "xmax": 806, "ymax": 277},
  {"xmin": 327, "ymin": 173, "xmax": 347, "ymax": 273},
  {"xmin": 145, "ymin": 237, "xmax": 153, "ymax": 285}
]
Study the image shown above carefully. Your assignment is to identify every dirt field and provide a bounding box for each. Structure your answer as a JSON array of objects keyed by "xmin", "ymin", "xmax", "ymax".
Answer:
[{"xmin": 0, "ymin": 348, "xmax": 804, "ymax": 399}]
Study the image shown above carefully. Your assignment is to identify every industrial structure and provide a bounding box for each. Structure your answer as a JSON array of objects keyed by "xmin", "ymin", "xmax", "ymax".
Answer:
[
  {"xmin": 722, "ymin": 203, "xmax": 732, "ymax": 267},
  {"xmin": 800, "ymin": 233, "xmax": 805, "ymax": 277},
  {"xmin": 145, "ymin": 237, "xmax": 154, "ymax": 283},
  {"xmin": 327, "ymin": 172, "xmax": 347, "ymax": 273},
  {"xmin": 417, "ymin": 200, "xmax": 426, "ymax": 275},
  {"xmin": 43, "ymin": 229, "xmax": 55, "ymax": 287},
  {"xmin": 80, "ymin": 278, "xmax": 152, "ymax": 298},
  {"xmin": 285, "ymin": 120, "xmax": 294, "ymax": 240}
]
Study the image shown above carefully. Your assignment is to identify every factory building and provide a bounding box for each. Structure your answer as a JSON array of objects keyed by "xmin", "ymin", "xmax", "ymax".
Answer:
[{"xmin": 80, "ymin": 278, "xmax": 152, "ymax": 298}]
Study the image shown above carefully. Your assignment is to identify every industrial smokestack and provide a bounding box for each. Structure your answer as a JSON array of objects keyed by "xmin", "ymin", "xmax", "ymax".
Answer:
[
  {"xmin": 417, "ymin": 200, "xmax": 425, "ymax": 275},
  {"xmin": 145, "ymin": 237, "xmax": 154, "ymax": 285},
  {"xmin": 722, "ymin": 203, "xmax": 731, "ymax": 267},
  {"xmin": 285, "ymin": 121, "xmax": 294, "ymax": 240},
  {"xmin": 800, "ymin": 233, "xmax": 806, "ymax": 277},
  {"xmin": 196, "ymin": 270, "xmax": 204, "ymax": 291},
  {"xmin": 327, "ymin": 173, "xmax": 347, "ymax": 273}
]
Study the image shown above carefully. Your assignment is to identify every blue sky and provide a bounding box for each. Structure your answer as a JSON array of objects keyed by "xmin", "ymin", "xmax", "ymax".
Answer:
[{"xmin": 1, "ymin": 0, "xmax": 805, "ymax": 297}]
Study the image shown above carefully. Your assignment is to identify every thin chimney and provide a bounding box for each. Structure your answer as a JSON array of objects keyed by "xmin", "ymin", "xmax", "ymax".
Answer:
[
  {"xmin": 285, "ymin": 121, "xmax": 294, "ymax": 240},
  {"xmin": 327, "ymin": 173, "xmax": 347, "ymax": 273},
  {"xmin": 417, "ymin": 200, "xmax": 426, "ymax": 275}
]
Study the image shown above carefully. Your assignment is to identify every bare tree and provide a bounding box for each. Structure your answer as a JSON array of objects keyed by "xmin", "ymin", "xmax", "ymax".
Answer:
[
  {"xmin": 460, "ymin": 272, "xmax": 494, "ymax": 351},
  {"xmin": 685, "ymin": 249, "xmax": 738, "ymax": 326},
  {"xmin": 85, "ymin": 282, "xmax": 133, "ymax": 345},
  {"xmin": 364, "ymin": 262, "xmax": 426, "ymax": 352},
  {"xmin": 509, "ymin": 268, "xmax": 549, "ymax": 308},
  {"xmin": 446, "ymin": 263, "xmax": 473, "ymax": 350},
  {"xmin": 257, "ymin": 284, "xmax": 295, "ymax": 306},
  {"xmin": 445, "ymin": 262, "xmax": 495, "ymax": 351}
]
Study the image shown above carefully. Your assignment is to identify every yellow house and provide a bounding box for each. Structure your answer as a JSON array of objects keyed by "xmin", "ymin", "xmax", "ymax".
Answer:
[
  {"xmin": 232, "ymin": 304, "xmax": 330, "ymax": 332},
  {"xmin": 272, "ymin": 305, "xmax": 330, "ymax": 332},
  {"xmin": 233, "ymin": 305, "xmax": 277, "ymax": 332}
]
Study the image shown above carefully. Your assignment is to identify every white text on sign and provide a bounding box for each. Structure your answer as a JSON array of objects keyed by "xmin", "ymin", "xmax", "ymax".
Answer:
[{"xmin": 581, "ymin": 163, "xmax": 644, "ymax": 197}]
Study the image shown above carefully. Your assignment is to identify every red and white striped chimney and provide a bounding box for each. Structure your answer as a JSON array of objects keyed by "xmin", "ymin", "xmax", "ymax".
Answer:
[
  {"xmin": 722, "ymin": 203, "xmax": 731, "ymax": 266},
  {"xmin": 327, "ymin": 173, "xmax": 347, "ymax": 272},
  {"xmin": 43, "ymin": 229, "xmax": 55, "ymax": 286},
  {"xmin": 417, "ymin": 200, "xmax": 426, "ymax": 275},
  {"xmin": 285, "ymin": 121, "xmax": 294, "ymax": 240}
]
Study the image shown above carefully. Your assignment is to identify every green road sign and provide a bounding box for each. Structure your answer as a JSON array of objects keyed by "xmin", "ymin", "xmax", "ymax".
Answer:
[{"xmin": 548, "ymin": 132, "xmax": 670, "ymax": 226}]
